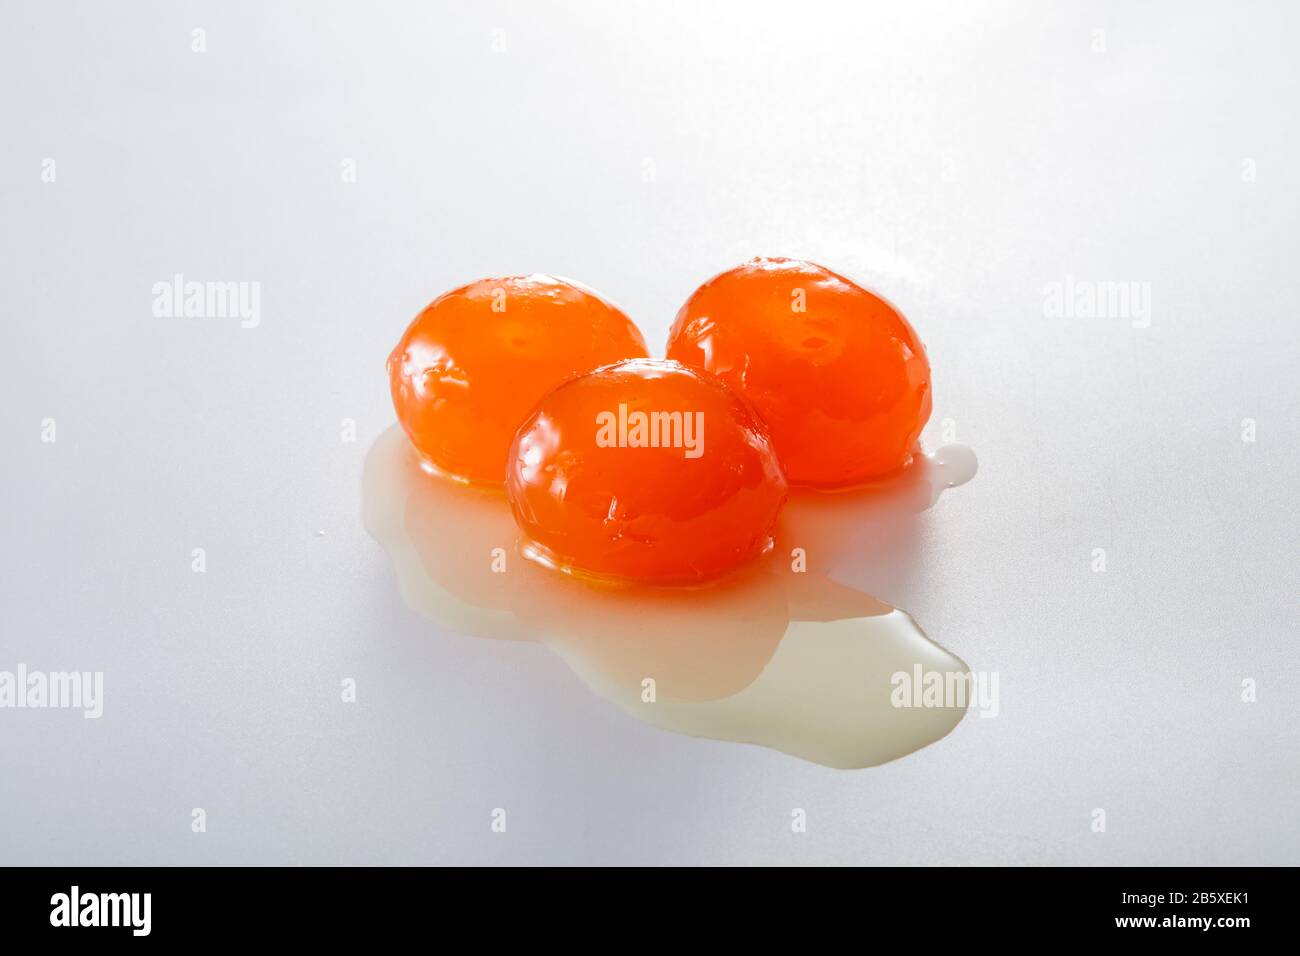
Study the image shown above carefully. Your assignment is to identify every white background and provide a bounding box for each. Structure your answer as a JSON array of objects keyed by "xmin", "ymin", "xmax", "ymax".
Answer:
[{"xmin": 1, "ymin": 0, "xmax": 1297, "ymax": 864}]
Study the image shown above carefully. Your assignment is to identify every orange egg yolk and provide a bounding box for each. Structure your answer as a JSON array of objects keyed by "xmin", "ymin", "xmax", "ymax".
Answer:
[
  {"xmin": 506, "ymin": 359, "xmax": 788, "ymax": 585},
  {"xmin": 388, "ymin": 275, "xmax": 648, "ymax": 484},
  {"xmin": 666, "ymin": 257, "xmax": 932, "ymax": 487}
]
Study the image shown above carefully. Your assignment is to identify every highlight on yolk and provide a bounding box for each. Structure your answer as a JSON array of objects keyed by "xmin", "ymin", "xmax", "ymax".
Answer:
[
  {"xmin": 388, "ymin": 274, "xmax": 648, "ymax": 484},
  {"xmin": 506, "ymin": 359, "xmax": 788, "ymax": 585},
  {"xmin": 666, "ymin": 257, "xmax": 932, "ymax": 488}
]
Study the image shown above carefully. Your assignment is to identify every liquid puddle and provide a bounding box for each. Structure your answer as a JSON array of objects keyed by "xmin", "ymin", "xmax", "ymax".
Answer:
[{"xmin": 363, "ymin": 425, "xmax": 978, "ymax": 769}]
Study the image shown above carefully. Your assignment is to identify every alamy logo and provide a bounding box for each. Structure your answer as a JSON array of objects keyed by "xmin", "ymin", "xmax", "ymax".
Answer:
[
  {"xmin": 890, "ymin": 666, "xmax": 999, "ymax": 718},
  {"xmin": 50, "ymin": 886, "xmax": 151, "ymax": 936},
  {"xmin": 595, "ymin": 404, "xmax": 704, "ymax": 459},
  {"xmin": 0, "ymin": 665, "xmax": 103, "ymax": 718},
  {"xmin": 1042, "ymin": 275, "xmax": 1151, "ymax": 328},
  {"xmin": 152, "ymin": 273, "xmax": 261, "ymax": 328}
]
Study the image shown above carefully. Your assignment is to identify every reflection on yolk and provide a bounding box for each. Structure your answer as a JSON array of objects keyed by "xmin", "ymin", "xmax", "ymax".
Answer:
[
  {"xmin": 666, "ymin": 257, "xmax": 932, "ymax": 488},
  {"xmin": 506, "ymin": 359, "xmax": 788, "ymax": 585},
  {"xmin": 388, "ymin": 274, "xmax": 648, "ymax": 484}
]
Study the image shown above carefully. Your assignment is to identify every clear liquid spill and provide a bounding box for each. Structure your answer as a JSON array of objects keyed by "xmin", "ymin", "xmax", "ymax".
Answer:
[{"xmin": 362, "ymin": 425, "xmax": 978, "ymax": 769}]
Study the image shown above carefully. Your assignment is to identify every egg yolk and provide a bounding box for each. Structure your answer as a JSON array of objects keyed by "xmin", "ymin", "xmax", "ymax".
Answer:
[
  {"xmin": 388, "ymin": 274, "xmax": 648, "ymax": 484},
  {"xmin": 506, "ymin": 359, "xmax": 788, "ymax": 585},
  {"xmin": 666, "ymin": 258, "xmax": 932, "ymax": 487}
]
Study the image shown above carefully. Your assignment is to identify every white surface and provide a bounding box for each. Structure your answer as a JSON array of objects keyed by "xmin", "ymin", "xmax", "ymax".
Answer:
[{"xmin": 1, "ymin": 0, "xmax": 1297, "ymax": 865}]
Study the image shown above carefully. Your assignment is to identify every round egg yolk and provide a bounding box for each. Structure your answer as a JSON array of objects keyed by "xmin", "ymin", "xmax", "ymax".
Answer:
[
  {"xmin": 388, "ymin": 275, "xmax": 648, "ymax": 484},
  {"xmin": 506, "ymin": 359, "xmax": 788, "ymax": 585},
  {"xmin": 666, "ymin": 257, "xmax": 932, "ymax": 487}
]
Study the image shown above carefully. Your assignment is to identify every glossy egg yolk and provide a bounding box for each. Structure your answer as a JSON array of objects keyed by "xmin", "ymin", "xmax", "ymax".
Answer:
[
  {"xmin": 666, "ymin": 258, "xmax": 932, "ymax": 487},
  {"xmin": 506, "ymin": 359, "xmax": 788, "ymax": 585},
  {"xmin": 388, "ymin": 275, "xmax": 648, "ymax": 484}
]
